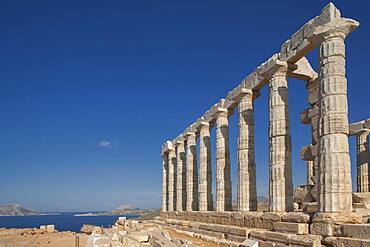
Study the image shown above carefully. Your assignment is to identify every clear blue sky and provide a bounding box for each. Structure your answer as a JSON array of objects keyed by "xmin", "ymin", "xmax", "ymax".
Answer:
[{"xmin": 0, "ymin": 1, "xmax": 369, "ymax": 212}]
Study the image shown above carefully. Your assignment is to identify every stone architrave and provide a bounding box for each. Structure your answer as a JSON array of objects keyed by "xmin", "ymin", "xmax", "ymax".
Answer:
[
  {"xmin": 176, "ymin": 141, "xmax": 186, "ymax": 211},
  {"xmin": 186, "ymin": 132, "xmax": 199, "ymax": 211},
  {"xmin": 215, "ymin": 108, "xmax": 232, "ymax": 211},
  {"xmin": 162, "ymin": 152, "xmax": 169, "ymax": 212},
  {"xmin": 168, "ymin": 148, "xmax": 177, "ymax": 211},
  {"xmin": 357, "ymin": 131, "xmax": 369, "ymax": 192},
  {"xmin": 237, "ymin": 90, "xmax": 257, "ymax": 211},
  {"xmin": 199, "ymin": 123, "xmax": 213, "ymax": 211},
  {"xmin": 268, "ymin": 61, "xmax": 293, "ymax": 212},
  {"xmin": 314, "ymin": 18, "xmax": 359, "ymax": 212}
]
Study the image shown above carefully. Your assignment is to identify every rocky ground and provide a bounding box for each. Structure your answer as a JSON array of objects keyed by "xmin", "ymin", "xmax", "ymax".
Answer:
[
  {"xmin": 0, "ymin": 219, "xmax": 223, "ymax": 247},
  {"xmin": 0, "ymin": 228, "xmax": 87, "ymax": 247}
]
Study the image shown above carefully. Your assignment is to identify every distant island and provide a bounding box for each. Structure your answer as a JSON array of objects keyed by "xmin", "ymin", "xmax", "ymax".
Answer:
[
  {"xmin": 0, "ymin": 204, "xmax": 43, "ymax": 216},
  {"xmin": 74, "ymin": 204, "xmax": 160, "ymax": 219}
]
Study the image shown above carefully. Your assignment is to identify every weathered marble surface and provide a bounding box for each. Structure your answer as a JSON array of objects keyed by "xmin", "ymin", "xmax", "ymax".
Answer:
[
  {"xmin": 237, "ymin": 90, "xmax": 257, "ymax": 212},
  {"xmin": 198, "ymin": 123, "xmax": 213, "ymax": 211},
  {"xmin": 186, "ymin": 132, "xmax": 199, "ymax": 211}
]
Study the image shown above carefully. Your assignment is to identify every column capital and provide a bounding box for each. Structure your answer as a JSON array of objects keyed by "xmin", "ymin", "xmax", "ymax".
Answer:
[
  {"xmin": 214, "ymin": 107, "xmax": 228, "ymax": 119},
  {"xmin": 199, "ymin": 121, "xmax": 210, "ymax": 127},
  {"xmin": 355, "ymin": 129, "xmax": 370, "ymax": 137},
  {"xmin": 312, "ymin": 18, "xmax": 359, "ymax": 43},
  {"xmin": 175, "ymin": 140, "xmax": 185, "ymax": 149},
  {"xmin": 185, "ymin": 131, "xmax": 196, "ymax": 137},
  {"xmin": 261, "ymin": 59, "xmax": 288, "ymax": 79},
  {"xmin": 161, "ymin": 140, "xmax": 174, "ymax": 155}
]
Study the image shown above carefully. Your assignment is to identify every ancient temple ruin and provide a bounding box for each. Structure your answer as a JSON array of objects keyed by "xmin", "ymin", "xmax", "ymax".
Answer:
[{"xmin": 158, "ymin": 3, "xmax": 370, "ymax": 246}]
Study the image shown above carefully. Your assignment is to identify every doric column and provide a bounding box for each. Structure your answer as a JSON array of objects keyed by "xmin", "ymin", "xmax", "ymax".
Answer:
[
  {"xmin": 162, "ymin": 152, "xmax": 169, "ymax": 212},
  {"xmin": 215, "ymin": 108, "xmax": 232, "ymax": 211},
  {"xmin": 199, "ymin": 122, "xmax": 213, "ymax": 211},
  {"xmin": 186, "ymin": 132, "xmax": 199, "ymax": 211},
  {"xmin": 357, "ymin": 131, "xmax": 369, "ymax": 192},
  {"xmin": 306, "ymin": 160, "xmax": 315, "ymax": 186},
  {"xmin": 176, "ymin": 141, "xmax": 186, "ymax": 211},
  {"xmin": 268, "ymin": 61, "xmax": 293, "ymax": 212},
  {"xmin": 237, "ymin": 90, "xmax": 257, "ymax": 211},
  {"xmin": 167, "ymin": 147, "xmax": 177, "ymax": 211},
  {"xmin": 315, "ymin": 19, "xmax": 359, "ymax": 213}
]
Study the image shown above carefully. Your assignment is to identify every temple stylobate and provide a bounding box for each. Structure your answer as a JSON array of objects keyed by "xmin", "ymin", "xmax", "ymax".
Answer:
[{"xmin": 160, "ymin": 2, "xmax": 369, "ymax": 222}]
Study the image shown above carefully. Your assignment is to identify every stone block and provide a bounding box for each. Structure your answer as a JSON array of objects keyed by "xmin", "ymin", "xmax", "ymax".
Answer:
[
  {"xmin": 341, "ymin": 224, "xmax": 370, "ymax": 240},
  {"xmin": 353, "ymin": 193, "xmax": 370, "ymax": 209},
  {"xmin": 324, "ymin": 236, "xmax": 370, "ymax": 247},
  {"xmin": 249, "ymin": 230, "xmax": 267, "ymax": 241},
  {"xmin": 46, "ymin": 225, "xmax": 55, "ymax": 233},
  {"xmin": 40, "ymin": 225, "xmax": 46, "ymax": 232},
  {"xmin": 240, "ymin": 239, "xmax": 258, "ymax": 247},
  {"xmin": 130, "ymin": 232, "xmax": 149, "ymax": 243},
  {"xmin": 310, "ymin": 222, "xmax": 333, "ymax": 236},
  {"xmin": 264, "ymin": 231, "xmax": 292, "ymax": 244},
  {"xmin": 243, "ymin": 212, "xmax": 263, "ymax": 228},
  {"xmin": 226, "ymin": 234, "xmax": 246, "ymax": 243},
  {"xmin": 281, "ymin": 212, "xmax": 310, "ymax": 223},
  {"xmin": 289, "ymin": 234, "xmax": 322, "ymax": 247},
  {"xmin": 273, "ymin": 222, "xmax": 309, "ymax": 234},
  {"xmin": 258, "ymin": 241, "xmax": 276, "ymax": 247},
  {"xmin": 198, "ymin": 223, "xmax": 247, "ymax": 236}
]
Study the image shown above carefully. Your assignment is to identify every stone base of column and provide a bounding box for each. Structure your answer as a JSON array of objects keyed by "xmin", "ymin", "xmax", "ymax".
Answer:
[{"xmin": 311, "ymin": 212, "xmax": 363, "ymax": 236}]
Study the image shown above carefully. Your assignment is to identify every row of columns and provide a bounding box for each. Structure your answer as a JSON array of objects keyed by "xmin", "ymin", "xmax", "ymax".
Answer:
[
  {"xmin": 162, "ymin": 80, "xmax": 295, "ymax": 212},
  {"xmin": 162, "ymin": 19, "xmax": 359, "ymax": 214}
]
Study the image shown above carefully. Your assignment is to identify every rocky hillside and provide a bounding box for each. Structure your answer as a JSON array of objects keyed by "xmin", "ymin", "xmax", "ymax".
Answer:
[{"xmin": 0, "ymin": 204, "xmax": 41, "ymax": 216}]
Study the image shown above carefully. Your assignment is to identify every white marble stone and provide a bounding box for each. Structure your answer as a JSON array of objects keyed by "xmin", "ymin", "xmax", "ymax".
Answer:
[
  {"xmin": 186, "ymin": 132, "xmax": 199, "ymax": 211},
  {"xmin": 268, "ymin": 61, "xmax": 293, "ymax": 212},
  {"xmin": 237, "ymin": 90, "xmax": 257, "ymax": 211},
  {"xmin": 162, "ymin": 153, "xmax": 169, "ymax": 212},
  {"xmin": 215, "ymin": 108, "xmax": 232, "ymax": 211},
  {"xmin": 357, "ymin": 131, "xmax": 369, "ymax": 193},
  {"xmin": 176, "ymin": 141, "xmax": 186, "ymax": 211},
  {"xmin": 198, "ymin": 123, "xmax": 213, "ymax": 211},
  {"xmin": 168, "ymin": 148, "xmax": 176, "ymax": 211}
]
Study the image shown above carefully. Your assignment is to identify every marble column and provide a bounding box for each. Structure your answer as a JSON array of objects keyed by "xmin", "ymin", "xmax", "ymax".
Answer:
[
  {"xmin": 186, "ymin": 132, "xmax": 199, "ymax": 211},
  {"xmin": 268, "ymin": 61, "xmax": 293, "ymax": 212},
  {"xmin": 315, "ymin": 20, "xmax": 359, "ymax": 213},
  {"xmin": 162, "ymin": 152, "xmax": 169, "ymax": 212},
  {"xmin": 306, "ymin": 160, "xmax": 315, "ymax": 186},
  {"xmin": 199, "ymin": 122, "xmax": 213, "ymax": 211},
  {"xmin": 176, "ymin": 141, "xmax": 186, "ymax": 211},
  {"xmin": 357, "ymin": 131, "xmax": 369, "ymax": 193},
  {"xmin": 237, "ymin": 90, "xmax": 257, "ymax": 211},
  {"xmin": 168, "ymin": 148, "xmax": 177, "ymax": 211},
  {"xmin": 215, "ymin": 108, "xmax": 232, "ymax": 211}
]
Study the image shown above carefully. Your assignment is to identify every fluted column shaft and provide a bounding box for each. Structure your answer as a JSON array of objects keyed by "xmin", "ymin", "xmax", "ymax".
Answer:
[
  {"xmin": 168, "ymin": 148, "xmax": 177, "ymax": 211},
  {"xmin": 186, "ymin": 133, "xmax": 199, "ymax": 211},
  {"xmin": 176, "ymin": 142, "xmax": 186, "ymax": 211},
  {"xmin": 237, "ymin": 91, "xmax": 257, "ymax": 211},
  {"xmin": 306, "ymin": 160, "xmax": 315, "ymax": 186},
  {"xmin": 357, "ymin": 132, "xmax": 369, "ymax": 192},
  {"xmin": 162, "ymin": 153, "xmax": 169, "ymax": 212},
  {"xmin": 199, "ymin": 123, "xmax": 213, "ymax": 211},
  {"xmin": 216, "ymin": 109, "xmax": 232, "ymax": 211},
  {"xmin": 317, "ymin": 29, "xmax": 353, "ymax": 212},
  {"xmin": 268, "ymin": 63, "xmax": 293, "ymax": 212}
]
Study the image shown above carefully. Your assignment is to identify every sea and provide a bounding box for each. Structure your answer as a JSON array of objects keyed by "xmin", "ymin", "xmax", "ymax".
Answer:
[{"xmin": 0, "ymin": 212, "xmax": 139, "ymax": 232}]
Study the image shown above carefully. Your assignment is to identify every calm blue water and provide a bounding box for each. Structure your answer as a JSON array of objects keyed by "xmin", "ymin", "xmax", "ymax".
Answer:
[{"xmin": 0, "ymin": 213, "xmax": 139, "ymax": 232}]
